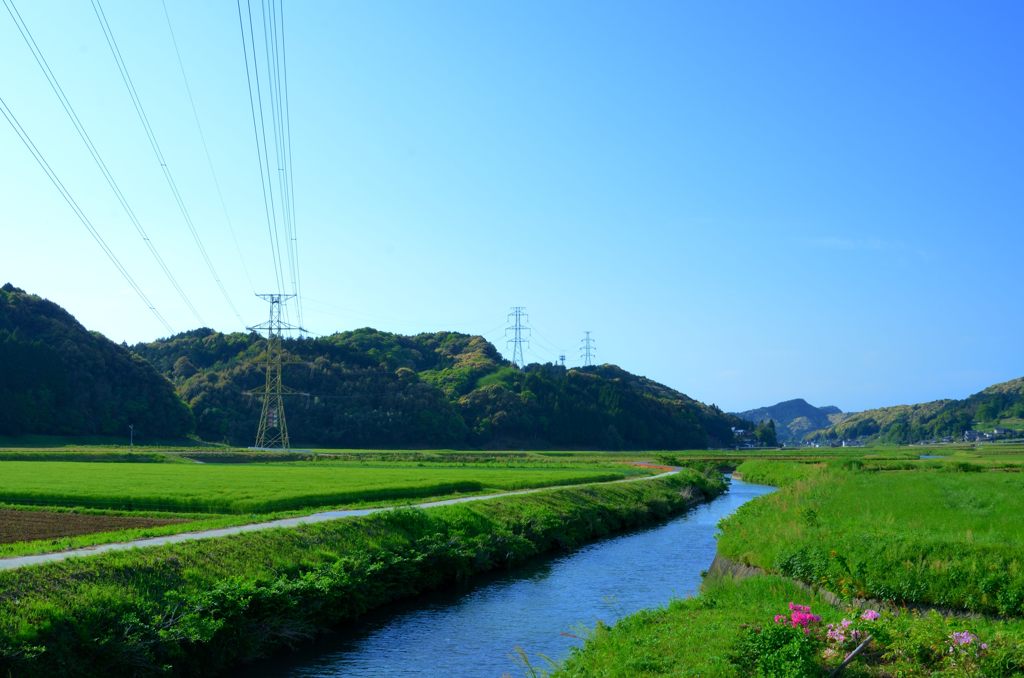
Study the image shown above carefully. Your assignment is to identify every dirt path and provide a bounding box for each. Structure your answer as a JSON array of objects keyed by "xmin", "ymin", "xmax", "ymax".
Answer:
[{"xmin": 0, "ymin": 470, "xmax": 679, "ymax": 571}]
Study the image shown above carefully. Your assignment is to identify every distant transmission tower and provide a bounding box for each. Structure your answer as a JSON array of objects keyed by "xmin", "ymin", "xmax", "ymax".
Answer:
[
  {"xmin": 558, "ymin": 354, "xmax": 566, "ymax": 367},
  {"xmin": 505, "ymin": 306, "xmax": 530, "ymax": 367},
  {"xmin": 249, "ymin": 293, "xmax": 305, "ymax": 449},
  {"xmin": 580, "ymin": 331, "xmax": 596, "ymax": 366}
]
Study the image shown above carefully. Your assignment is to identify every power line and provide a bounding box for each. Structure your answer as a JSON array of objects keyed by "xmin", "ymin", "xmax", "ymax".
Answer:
[
  {"xmin": 580, "ymin": 330, "xmax": 596, "ymax": 366},
  {"xmin": 236, "ymin": 0, "xmax": 287, "ymax": 298},
  {"xmin": 263, "ymin": 0, "xmax": 297, "ymax": 331},
  {"xmin": 160, "ymin": 0, "xmax": 255, "ymax": 295},
  {"xmin": 90, "ymin": 0, "xmax": 244, "ymax": 327},
  {"xmin": 279, "ymin": 1, "xmax": 303, "ymax": 330},
  {"xmin": 528, "ymin": 328, "xmax": 562, "ymax": 355},
  {"xmin": 3, "ymin": 0, "xmax": 202, "ymax": 325},
  {"xmin": 256, "ymin": 0, "xmax": 302, "ymax": 331},
  {"xmin": 0, "ymin": 95, "xmax": 173, "ymax": 334},
  {"xmin": 506, "ymin": 306, "xmax": 530, "ymax": 368}
]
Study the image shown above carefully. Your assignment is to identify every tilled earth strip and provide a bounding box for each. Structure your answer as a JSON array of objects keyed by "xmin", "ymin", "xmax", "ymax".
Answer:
[{"xmin": 0, "ymin": 509, "xmax": 187, "ymax": 544}]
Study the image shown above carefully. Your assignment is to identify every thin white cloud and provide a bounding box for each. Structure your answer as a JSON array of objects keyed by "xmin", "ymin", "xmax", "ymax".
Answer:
[
  {"xmin": 803, "ymin": 236, "xmax": 888, "ymax": 251},
  {"xmin": 800, "ymin": 236, "xmax": 932, "ymax": 259}
]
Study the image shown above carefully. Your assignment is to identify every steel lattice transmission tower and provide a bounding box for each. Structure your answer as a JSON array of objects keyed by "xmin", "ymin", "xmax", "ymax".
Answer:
[
  {"xmin": 505, "ymin": 306, "xmax": 530, "ymax": 367},
  {"xmin": 248, "ymin": 293, "xmax": 305, "ymax": 449},
  {"xmin": 580, "ymin": 331, "xmax": 596, "ymax": 366}
]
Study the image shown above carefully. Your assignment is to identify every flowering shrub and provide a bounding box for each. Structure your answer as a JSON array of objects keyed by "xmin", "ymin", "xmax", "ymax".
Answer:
[
  {"xmin": 731, "ymin": 601, "xmax": 1007, "ymax": 677},
  {"xmin": 947, "ymin": 630, "xmax": 988, "ymax": 672},
  {"xmin": 774, "ymin": 602, "xmax": 822, "ymax": 632},
  {"xmin": 729, "ymin": 602, "xmax": 826, "ymax": 676},
  {"xmin": 820, "ymin": 613, "xmax": 876, "ymax": 665}
]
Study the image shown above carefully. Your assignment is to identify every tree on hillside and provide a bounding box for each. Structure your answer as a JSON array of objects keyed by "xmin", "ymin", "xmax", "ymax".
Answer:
[{"xmin": 754, "ymin": 419, "xmax": 778, "ymax": 447}]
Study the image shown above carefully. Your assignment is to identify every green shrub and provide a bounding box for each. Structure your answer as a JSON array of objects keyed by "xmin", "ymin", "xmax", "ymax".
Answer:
[{"xmin": 728, "ymin": 623, "xmax": 822, "ymax": 677}]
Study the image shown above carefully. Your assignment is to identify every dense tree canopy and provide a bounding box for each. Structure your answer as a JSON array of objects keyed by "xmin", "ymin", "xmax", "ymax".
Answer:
[
  {"xmin": 0, "ymin": 284, "xmax": 194, "ymax": 439},
  {"xmin": 134, "ymin": 327, "xmax": 749, "ymax": 449},
  {"xmin": 1, "ymin": 283, "xmax": 750, "ymax": 448}
]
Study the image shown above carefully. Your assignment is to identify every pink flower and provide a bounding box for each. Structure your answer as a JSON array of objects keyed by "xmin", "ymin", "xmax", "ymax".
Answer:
[
  {"xmin": 951, "ymin": 631, "xmax": 977, "ymax": 646},
  {"xmin": 860, "ymin": 609, "xmax": 880, "ymax": 621}
]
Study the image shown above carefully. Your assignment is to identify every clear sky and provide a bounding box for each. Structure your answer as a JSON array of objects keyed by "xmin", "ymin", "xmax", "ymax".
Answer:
[{"xmin": 2, "ymin": 0, "xmax": 1021, "ymax": 413}]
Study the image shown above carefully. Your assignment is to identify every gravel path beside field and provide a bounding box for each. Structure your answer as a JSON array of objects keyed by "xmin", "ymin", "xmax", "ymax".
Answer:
[{"xmin": 0, "ymin": 470, "xmax": 679, "ymax": 571}]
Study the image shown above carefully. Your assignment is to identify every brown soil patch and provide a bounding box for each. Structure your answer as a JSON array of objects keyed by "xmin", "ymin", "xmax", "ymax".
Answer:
[
  {"xmin": 0, "ymin": 509, "xmax": 187, "ymax": 544},
  {"xmin": 629, "ymin": 462, "xmax": 676, "ymax": 472}
]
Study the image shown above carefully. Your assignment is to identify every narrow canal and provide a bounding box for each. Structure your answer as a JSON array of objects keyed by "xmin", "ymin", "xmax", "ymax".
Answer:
[{"xmin": 258, "ymin": 477, "xmax": 774, "ymax": 677}]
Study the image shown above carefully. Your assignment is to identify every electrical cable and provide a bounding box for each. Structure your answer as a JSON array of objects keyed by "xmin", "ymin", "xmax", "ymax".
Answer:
[
  {"xmin": 3, "ymin": 0, "xmax": 202, "ymax": 325},
  {"xmin": 236, "ymin": 0, "xmax": 287, "ymax": 297},
  {"xmin": 0, "ymin": 95, "xmax": 173, "ymax": 334},
  {"xmin": 160, "ymin": 0, "xmax": 256, "ymax": 295},
  {"xmin": 91, "ymin": 0, "xmax": 244, "ymax": 326}
]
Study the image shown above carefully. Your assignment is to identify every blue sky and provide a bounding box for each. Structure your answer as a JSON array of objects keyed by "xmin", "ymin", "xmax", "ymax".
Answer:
[{"xmin": 1, "ymin": 0, "xmax": 1021, "ymax": 412}]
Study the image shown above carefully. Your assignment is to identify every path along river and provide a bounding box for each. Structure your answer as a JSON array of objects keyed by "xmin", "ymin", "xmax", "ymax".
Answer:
[{"xmin": 254, "ymin": 477, "xmax": 774, "ymax": 677}]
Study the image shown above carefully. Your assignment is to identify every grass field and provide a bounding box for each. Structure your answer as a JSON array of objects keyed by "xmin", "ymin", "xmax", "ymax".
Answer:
[
  {"xmin": 6, "ymin": 443, "xmax": 1024, "ymax": 675},
  {"xmin": 0, "ymin": 460, "xmax": 639, "ymax": 514},
  {"xmin": 720, "ymin": 460, "xmax": 1024, "ymax": 615}
]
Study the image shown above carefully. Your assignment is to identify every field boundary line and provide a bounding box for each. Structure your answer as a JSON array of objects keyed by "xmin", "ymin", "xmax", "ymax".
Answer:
[{"xmin": 0, "ymin": 470, "xmax": 679, "ymax": 571}]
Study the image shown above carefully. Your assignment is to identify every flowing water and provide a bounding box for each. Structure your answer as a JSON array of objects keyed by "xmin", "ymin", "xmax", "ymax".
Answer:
[{"xmin": 257, "ymin": 478, "xmax": 774, "ymax": 677}]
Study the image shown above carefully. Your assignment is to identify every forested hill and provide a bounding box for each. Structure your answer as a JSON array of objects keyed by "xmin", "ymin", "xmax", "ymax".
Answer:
[
  {"xmin": 0, "ymin": 284, "xmax": 194, "ymax": 439},
  {"xmin": 133, "ymin": 327, "xmax": 749, "ymax": 449},
  {"xmin": 811, "ymin": 377, "xmax": 1024, "ymax": 444},
  {"xmin": 734, "ymin": 398, "xmax": 845, "ymax": 443}
]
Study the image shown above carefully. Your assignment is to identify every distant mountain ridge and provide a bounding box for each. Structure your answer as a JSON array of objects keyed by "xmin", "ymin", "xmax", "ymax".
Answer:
[
  {"xmin": 0, "ymin": 284, "xmax": 752, "ymax": 449},
  {"xmin": 733, "ymin": 398, "xmax": 845, "ymax": 443},
  {"xmin": 812, "ymin": 377, "xmax": 1024, "ymax": 444}
]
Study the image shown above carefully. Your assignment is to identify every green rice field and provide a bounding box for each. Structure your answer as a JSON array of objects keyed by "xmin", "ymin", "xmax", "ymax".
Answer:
[
  {"xmin": 0, "ymin": 460, "xmax": 638, "ymax": 514},
  {"xmin": 720, "ymin": 459, "xmax": 1024, "ymax": 615}
]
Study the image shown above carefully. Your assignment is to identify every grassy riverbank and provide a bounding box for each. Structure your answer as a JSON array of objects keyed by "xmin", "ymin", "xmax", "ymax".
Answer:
[
  {"xmin": 0, "ymin": 470, "xmax": 723, "ymax": 677},
  {"xmin": 558, "ymin": 454, "xmax": 1024, "ymax": 676},
  {"xmin": 720, "ymin": 461, "xmax": 1024, "ymax": 615},
  {"xmin": 556, "ymin": 575, "xmax": 1024, "ymax": 677}
]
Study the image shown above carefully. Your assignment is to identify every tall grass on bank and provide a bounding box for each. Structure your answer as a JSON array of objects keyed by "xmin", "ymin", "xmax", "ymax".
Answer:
[
  {"xmin": 734, "ymin": 459, "xmax": 825, "ymax": 486},
  {"xmin": 718, "ymin": 464, "xmax": 1024, "ymax": 615},
  {"xmin": 0, "ymin": 470, "xmax": 723, "ymax": 677}
]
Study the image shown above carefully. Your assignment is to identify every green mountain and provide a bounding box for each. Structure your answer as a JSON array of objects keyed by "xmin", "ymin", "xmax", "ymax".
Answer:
[
  {"xmin": 811, "ymin": 378, "xmax": 1024, "ymax": 444},
  {"xmin": 0, "ymin": 284, "xmax": 194, "ymax": 439},
  {"xmin": 133, "ymin": 327, "xmax": 749, "ymax": 450},
  {"xmin": 734, "ymin": 399, "xmax": 845, "ymax": 444}
]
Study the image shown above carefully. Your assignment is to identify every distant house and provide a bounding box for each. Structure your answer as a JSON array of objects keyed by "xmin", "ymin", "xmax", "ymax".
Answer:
[{"xmin": 963, "ymin": 430, "xmax": 996, "ymax": 442}]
